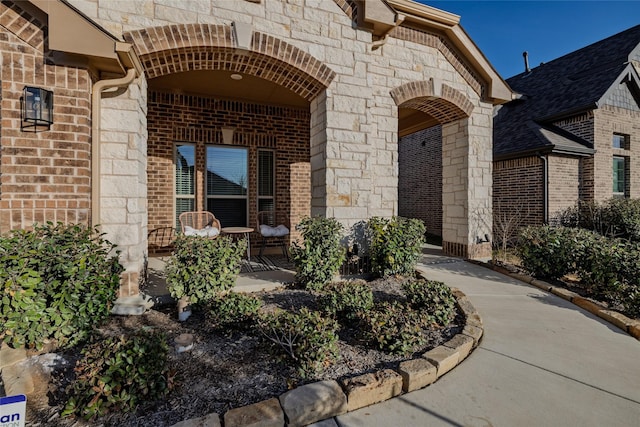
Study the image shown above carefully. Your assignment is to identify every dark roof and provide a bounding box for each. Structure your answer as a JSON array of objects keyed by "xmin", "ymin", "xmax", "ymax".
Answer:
[{"xmin": 494, "ymin": 24, "xmax": 640, "ymax": 158}]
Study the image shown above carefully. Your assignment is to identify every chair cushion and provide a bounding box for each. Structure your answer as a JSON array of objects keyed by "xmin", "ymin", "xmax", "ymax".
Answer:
[
  {"xmin": 260, "ymin": 224, "xmax": 289, "ymax": 237},
  {"xmin": 184, "ymin": 225, "xmax": 219, "ymax": 237}
]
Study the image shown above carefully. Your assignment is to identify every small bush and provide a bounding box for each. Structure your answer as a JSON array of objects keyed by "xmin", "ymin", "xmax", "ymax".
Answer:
[
  {"xmin": 367, "ymin": 216, "xmax": 425, "ymax": 278},
  {"xmin": 317, "ymin": 280, "xmax": 374, "ymax": 322},
  {"xmin": 358, "ymin": 301, "xmax": 431, "ymax": 355},
  {"xmin": 166, "ymin": 235, "xmax": 245, "ymax": 304},
  {"xmin": 403, "ymin": 279, "xmax": 456, "ymax": 326},
  {"xmin": 62, "ymin": 330, "xmax": 170, "ymax": 420},
  {"xmin": 208, "ymin": 291, "xmax": 262, "ymax": 329},
  {"xmin": 0, "ymin": 222, "xmax": 122, "ymax": 349},
  {"xmin": 257, "ymin": 308, "xmax": 339, "ymax": 378},
  {"xmin": 290, "ymin": 217, "xmax": 346, "ymax": 291},
  {"xmin": 517, "ymin": 226, "xmax": 578, "ymax": 279}
]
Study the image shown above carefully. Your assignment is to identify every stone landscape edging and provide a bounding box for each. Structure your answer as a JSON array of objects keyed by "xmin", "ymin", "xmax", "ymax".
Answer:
[
  {"xmin": 0, "ymin": 274, "xmax": 484, "ymax": 427},
  {"xmin": 171, "ymin": 272, "xmax": 484, "ymax": 427},
  {"xmin": 471, "ymin": 260, "xmax": 640, "ymax": 342}
]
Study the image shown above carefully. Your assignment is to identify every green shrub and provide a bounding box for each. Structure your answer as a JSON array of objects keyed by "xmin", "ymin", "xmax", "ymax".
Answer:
[
  {"xmin": 0, "ymin": 222, "xmax": 122, "ymax": 349},
  {"xmin": 358, "ymin": 301, "xmax": 431, "ymax": 355},
  {"xmin": 208, "ymin": 291, "xmax": 262, "ymax": 329},
  {"xmin": 403, "ymin": 279, "xmax": 456, "ymax": 326},
  {"xmin": 257, "ymin": 308, "xmax": 339, "ymax": 378},
  {"xmin": 290, "ymin": 217, "xmax": 346, "ymax": 291},
  {"xmin": 62, "ymin": 329, "xmax": 170, "ymax": 420},
  {"xmin": 166, "ymin": 235, "xmax": 245, "ymax": 304},
  {"xmin": 317, "ymin": 280, "xmax": 374, "ymax": 322},
  {"xmin": 517, "ymin": 226, "xmax": 578, "ymax": 279},
  {"xmin": 367, "ymin": 216, "xmax": 425, "ymax": 278},
  {"xmin": 557, "ymin": 198, "xmax": 640, "ymax": 242}
]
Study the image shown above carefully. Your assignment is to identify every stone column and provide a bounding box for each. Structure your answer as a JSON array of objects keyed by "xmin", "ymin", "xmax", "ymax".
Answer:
[
  {"xmin": 99, "ymin": 77, "xmax": 149, "ymax": 297},
  {"xmin": 441, "ymin": 104, "xmax": 493, "ymax": 259}
]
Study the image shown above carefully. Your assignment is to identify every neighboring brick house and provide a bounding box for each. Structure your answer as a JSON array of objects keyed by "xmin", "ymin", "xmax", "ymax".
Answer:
[
  {"xmin": 493, "ymin": 25, "xmax": 640, "ymax": 228},
  {"xmin": 1, "ymin": 0, "xmax": 512, "ymax": 299}
]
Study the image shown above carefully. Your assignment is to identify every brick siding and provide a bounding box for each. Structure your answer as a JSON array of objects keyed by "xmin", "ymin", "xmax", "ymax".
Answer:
[
  {"xmin": 548, "ymin": 155, "xmax": 581, "ymax": 218},
  {"xmin": 398, "ymin": 126, "xmax": 442, "ymax": 236},
  {"xmin": 0, "ymin": 2, "xmax": 93, "ymax": 233},
  {"xmin": 147, "ymin": 90, "xmax": 311, "ymax": 247},
  {"xmin": 493, "ymin": 156, "xmax": 544, "ymax": 237}
]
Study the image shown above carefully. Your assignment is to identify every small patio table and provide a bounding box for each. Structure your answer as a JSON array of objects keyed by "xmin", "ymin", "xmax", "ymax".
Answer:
[{"xmin": 221, "ymin": 227, "xmax": 254, "ymax": 261}]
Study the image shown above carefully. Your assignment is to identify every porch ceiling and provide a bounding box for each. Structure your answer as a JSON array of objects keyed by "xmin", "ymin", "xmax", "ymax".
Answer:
[
  {"xmin": 399, "ymin": 108, "xmax": 439, "ymax": 137},
  {"xmin": 148, "ymin": 70, "xmax": 309, "ymax": 108}
]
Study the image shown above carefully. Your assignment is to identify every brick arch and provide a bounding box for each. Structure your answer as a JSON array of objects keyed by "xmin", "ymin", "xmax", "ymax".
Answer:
[
  {"xmin": 390, "ymin": 79, "xmax": 474, "ymax": 124},
  {"xmin": 124, "ymin": 24, "xmax": 336, "ymax": 101}
]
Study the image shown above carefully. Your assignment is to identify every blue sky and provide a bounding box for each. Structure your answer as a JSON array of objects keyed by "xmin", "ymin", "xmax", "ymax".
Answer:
[{"xmin": 420, "ymin": 1, "xmax": 640, "ymax": 79}]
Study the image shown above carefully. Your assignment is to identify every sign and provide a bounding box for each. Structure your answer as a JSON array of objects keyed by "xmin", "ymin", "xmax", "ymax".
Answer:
[{"xmin": 0, "ymin": 395, "xmax": 26, "ymax": 427}]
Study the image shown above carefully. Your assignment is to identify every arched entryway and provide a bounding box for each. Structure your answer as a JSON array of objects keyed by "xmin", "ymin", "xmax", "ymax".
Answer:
[
  {"xmin": 393, "ymin": 79, "xmax": 492, "ymax": 259},
  {"xmin": 124, "ymin": 24, "xmax": 335, "ymax": 250}
]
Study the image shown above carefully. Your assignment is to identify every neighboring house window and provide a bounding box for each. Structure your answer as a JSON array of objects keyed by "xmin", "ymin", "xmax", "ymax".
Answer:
[
  {"xmin": 613, "ymin": 156, "xmax": 629, "ymax": 198},
  {"xmin": 175, "ymin": 143, "xmax": 196, "ymax": 228},
  {"xmin": 258, "ymin": 149, "xmax": 275, "ymax": 213},
  {"xmin": 612, "ymin": 133, "xmax": 630, "ymax": 149},
  {"xmin": 206, "ymin": 146, "xmax": 248, "ymax": 227}
]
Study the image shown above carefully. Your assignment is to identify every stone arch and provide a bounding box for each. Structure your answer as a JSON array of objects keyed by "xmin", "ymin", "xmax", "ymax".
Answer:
[
  {"xmin": 390, "ymin": 79, "xmax": 474, "ymax": 124},
  {"xmin": 124, "ymin": 24, "xmax": 336, "ymax": 101}
]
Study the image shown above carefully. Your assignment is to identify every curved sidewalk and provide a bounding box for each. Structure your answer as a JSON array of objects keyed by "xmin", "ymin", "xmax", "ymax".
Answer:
[{"xmin": 334, "ymin": 252, "xmax": 640, "ymax": 427}]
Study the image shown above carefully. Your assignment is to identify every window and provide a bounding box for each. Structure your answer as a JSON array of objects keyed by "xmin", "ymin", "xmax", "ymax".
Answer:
[
  {"xmin": 613, "ymin": 133, "xmax": 629, "ymax": 150},
  {"xmin": 258, "ymin": 150, "xmax": 275, "ymax": 213},
  {"xmin": 613, "ymin": 156, "xmax": 628, "ymax": 197},
  {"xmin": 206, "ymin": 146, "xmax": 248, "ymax": 227},
  {"xmin": 175, "ymin": 144, "xmax": 196, "ymax": 228}
]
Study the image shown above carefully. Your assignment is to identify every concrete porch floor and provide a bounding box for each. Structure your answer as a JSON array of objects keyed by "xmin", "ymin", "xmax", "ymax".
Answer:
[{"xmin": 144, "ymin": 255, "xmax": 296, "ymax": 306}]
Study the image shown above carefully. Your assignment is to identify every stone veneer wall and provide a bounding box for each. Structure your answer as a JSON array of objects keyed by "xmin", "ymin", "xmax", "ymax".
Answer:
[
  {"xmin": 98, "ymin": 77, "xmax": 148, "ymax": 297},
  {"xmin": 71, "ymin": 0, "xmax": 496, "ymax": 259},
  {"xmin": 398, "ymin": 126, "xmax": 442, "ymax": 237},
  {"xmin": 0, "ymin": 2, "xmax": 92, "ymax": 232},
  {"xmin": 146, "ymin": 91, "xmax": 311, "ymax": 246}
]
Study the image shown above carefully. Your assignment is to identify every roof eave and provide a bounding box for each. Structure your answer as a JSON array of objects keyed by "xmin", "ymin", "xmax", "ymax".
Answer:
[
  {"xmin": 387, "ymin": 0, "xmax": 514, "ymax": 105},
  {"xmin": 28, "ymin": 0, "xmax": 141, "ymax": 76}
]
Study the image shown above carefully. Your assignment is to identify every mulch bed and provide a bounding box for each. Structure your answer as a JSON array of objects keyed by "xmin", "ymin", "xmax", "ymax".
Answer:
[{"xmin": 20, "ymin": 276, "xmax": 464, "ymax": 427}]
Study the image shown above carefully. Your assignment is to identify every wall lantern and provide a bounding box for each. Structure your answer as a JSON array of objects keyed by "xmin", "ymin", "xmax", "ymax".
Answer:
[{"xmin": 21, "ymin": 86, "xmax": 53, "ymax": 132}]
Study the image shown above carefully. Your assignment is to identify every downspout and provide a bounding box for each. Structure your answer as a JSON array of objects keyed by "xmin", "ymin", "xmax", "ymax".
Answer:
[
  {"xmin": 538, "ymin": 154, "xmax": 548, "ymax": 223},
  {"xmin": 91, "ymin": 67, "xmax": 137, "ymax": 227}
]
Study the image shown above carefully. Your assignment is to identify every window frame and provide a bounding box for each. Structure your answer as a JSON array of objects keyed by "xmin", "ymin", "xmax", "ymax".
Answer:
[
  {"xmin": 174, "ymin": 142, "xmax": 196, "ymax": 228},
  {"xmin": 257, "ymin": 149, "xmax": 276, "ymax": 213},
  {"xmin": 612, "ymin": 133, "xmax": 630, "ymax": 150},
  {"xmin": 612, "ymin": 155, "xmax": 628, "ymax": 198},
  {"xmin": 205, "ymin": 144, "xmax": 249, "ymax": 227}
]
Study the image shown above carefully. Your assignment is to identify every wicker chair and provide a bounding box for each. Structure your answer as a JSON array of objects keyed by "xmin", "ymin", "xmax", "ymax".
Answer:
[
  {"xmin": 179, "ymin": 211, "xmax": 221, "ymax": 238},
  {"xmin": 257, "ymin": 210, "xmax": 290, "ymax": 260}
]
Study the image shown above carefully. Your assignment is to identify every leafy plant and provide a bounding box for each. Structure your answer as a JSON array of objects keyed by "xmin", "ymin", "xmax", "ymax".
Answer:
[
  {"xmin": 557, "ymin": 198, "xmax": 640, "ymax": 242},
  {"xmin": 317, "ymin": 280, "xmax": 374, "ymax": 322},
  {"xmin": 358, "ymin": 300, "xmax": 431, "ymax": 355},
  {"xmin": 208, "ymin": 291, "xmax": 262, "ymax": 329},
  {"xmin": 0, "ymin": 222, "xmax": 122, "ymax": 349},
  {"xmin": 517, "ymin": 226, "xmax": 577, "ymax": 279},
  {"xmin": 165, "ymin": 235, "xmax": 245, "ymax": 304},
  {"xmin": 62, "ymin": 329, "xmax": 171, "ymax": 420},
  {"xmin": 403, "ymin": 279, "xmax": 456, "ymax": 326},
  {"xmin": 290, "ymin": 217, "xmax": 346, "ymax": 291},
  {"xmin": 257, "ymin": 308, "xmax": 339, "ymax": 378},
  {"xmin": 367, "ymin": 216, "xmax": 425, "ymax": 278}
]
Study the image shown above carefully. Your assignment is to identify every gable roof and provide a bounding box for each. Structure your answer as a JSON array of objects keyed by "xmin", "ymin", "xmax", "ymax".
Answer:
[{"xmin": 494, "ymin": 24, "xmax": 640, "ymax": 159}]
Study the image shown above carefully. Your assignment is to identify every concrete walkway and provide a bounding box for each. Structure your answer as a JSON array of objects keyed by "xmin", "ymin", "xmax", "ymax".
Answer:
[{"xmin": 334, "ymin": 252, "xmax": 640, "ymax": 427}]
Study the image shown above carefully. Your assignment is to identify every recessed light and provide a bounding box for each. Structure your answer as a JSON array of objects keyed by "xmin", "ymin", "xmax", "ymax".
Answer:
[{"xmin": 230, "ymin": 73, "xmax": 243, "ymax": 80}]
